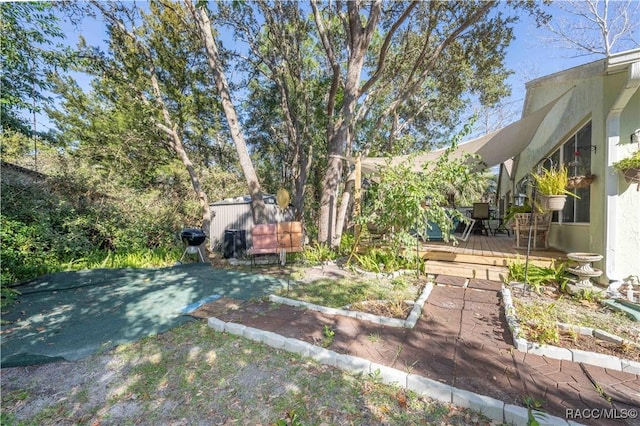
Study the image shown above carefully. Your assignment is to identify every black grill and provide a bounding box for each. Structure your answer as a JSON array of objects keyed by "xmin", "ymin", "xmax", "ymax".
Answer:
[{"xmin": 180, "ymin": 228, "xmax": 206, "ymax": 246}]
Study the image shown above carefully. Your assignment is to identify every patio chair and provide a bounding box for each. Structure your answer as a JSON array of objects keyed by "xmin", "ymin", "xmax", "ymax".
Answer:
[
  {"xmin": 413, "ymin": 215, "xmax": 472, "ymax": 242},
  {"xmin": 491, "ymin": 200, "xmax": 510, "ymax": 236},
  {"xmin": 471, "ymin": 202, "xmax": 490, "ymax": 236},
  {"xmin": 513, "ymin": 212, "xmax": 552, "ymax": 249}
]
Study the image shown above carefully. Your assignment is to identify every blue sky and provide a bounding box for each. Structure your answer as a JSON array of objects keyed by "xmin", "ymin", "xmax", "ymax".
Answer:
[
  {"xmin": 504, "ymin": 1, "xmax": 639, "ymax": 104},
  {"xmin": 37, "ymin": 2, "xmax": 638, "ymax": 137}
]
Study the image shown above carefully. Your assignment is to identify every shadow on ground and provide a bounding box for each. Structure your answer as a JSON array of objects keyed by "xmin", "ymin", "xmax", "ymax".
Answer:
[{"xmin": 1, "ymin": 263, "xmax": 287, "ymax": 367}]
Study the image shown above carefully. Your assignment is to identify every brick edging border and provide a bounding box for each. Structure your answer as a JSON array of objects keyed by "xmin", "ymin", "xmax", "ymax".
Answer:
[
  {"xmin": 269, "ymin": 281, "xmax": 434, "ymax": 329},
  {"xmin": 502, "ymin": 284, "xmax": 640, "ymax": 375},
  {"xmin": 207, "ymin": 316, "xmax": 573, "ymax": 426}
]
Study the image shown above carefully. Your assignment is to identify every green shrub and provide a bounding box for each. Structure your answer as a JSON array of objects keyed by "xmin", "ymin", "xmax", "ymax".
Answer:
[
  {"xmin": 0, "ymin": 162, "xmax": 198, "ymax": 294},
  {"xmin": 0, "ymin": 214, "xmax": 54, "ymax": 283},
  {"xmin": 507, "ymin": 259, "xmax": 569, "ymax": 294},
  {"xmin": 57, "ymin": 247, "xmax": 182, "ymax": 270},
  {"xmin": 1, "ymin": 282, "xmax": 21, "ymax": 310},
  {"xmin": 350, "ymin": 247, "xmax": 419, "ymax": 273},
  {"xmin": 612, "ymin": 149, "xmax": 640, "ymax": 171},
  {"xmin": 338, "ymin": 232, "xmax": 355, "ymax": 257},
  {"xmin": 302, "ymin": 243, "xmax": 337, "ymax": 264}
]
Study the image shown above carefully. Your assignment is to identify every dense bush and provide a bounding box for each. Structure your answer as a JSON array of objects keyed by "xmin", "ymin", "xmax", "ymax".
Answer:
[
  {"xmin": 0, "ymin": 164, "xmax": 199, "ymax": 288},
  {"xmin": 350, "ymin": 247, "xmax": 421, "ymax": 273}
]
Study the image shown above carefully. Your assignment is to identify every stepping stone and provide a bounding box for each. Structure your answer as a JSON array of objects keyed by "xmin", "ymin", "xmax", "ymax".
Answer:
[
  {"xmin": 468, "ymin": 279, "xmax": 502, "ymax": 291},
  {"xmin": 435, "ymin": 275, "xmax": 466, "ymax": 287}
]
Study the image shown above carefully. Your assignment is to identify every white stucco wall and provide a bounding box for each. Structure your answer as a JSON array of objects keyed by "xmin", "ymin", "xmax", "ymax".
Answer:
[
  {"xmin": 504, "ymin": 51, "xmax": 640, "ymax": 283},
  {"xmin": 612, "ymin": 87, "xmax": 640, "ymax": 281},
  {"xmin": 517, "ymin": 65, "xmax": 604, "ymax": 257}
]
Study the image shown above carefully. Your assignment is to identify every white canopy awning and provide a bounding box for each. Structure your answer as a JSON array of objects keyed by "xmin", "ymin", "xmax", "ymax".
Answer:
[{"xmin": 351, "ymin": 87, "xmax": 573, "ymax": 175}]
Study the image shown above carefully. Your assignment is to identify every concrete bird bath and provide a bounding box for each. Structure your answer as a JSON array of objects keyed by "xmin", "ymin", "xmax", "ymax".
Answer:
[{"xmin": 566, "ymin": 252, "xmax": 603, "ymax": 292}]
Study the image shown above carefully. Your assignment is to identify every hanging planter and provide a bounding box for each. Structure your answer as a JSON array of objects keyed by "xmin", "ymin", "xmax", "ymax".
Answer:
[
  {"xmin": 613, "ymin": 150, "xmax": 640, "ymax": 191},
  {"xmin": 622, "ymin": 167, "xmax": 640, "ymax": 184},
  {"xmin": 566, "ymin": 174, "xmax": 595, "ymax": 189},
  {"xmin": 613, "ymin": 150, "xmax": 640, "ymax": 186},
  {"xmin": 566, "ymin": 150, "xmax": 595, "ymax": 189},
  {"xmin": 532, "ymin": 165, "xmax": 579, "ymax": 212},
  {"xmin": 538, "ymin": 194, "xmax": 567, "ymax": 211}
]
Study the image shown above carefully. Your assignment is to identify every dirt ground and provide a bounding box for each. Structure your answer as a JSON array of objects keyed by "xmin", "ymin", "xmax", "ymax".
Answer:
[
  {"xmin": 510, "ymin": 286, "xmax": 640, "ymax": 362},
  {"xmin": 2, "ymin": 263, "xmax": 638, "ymax": 424}
]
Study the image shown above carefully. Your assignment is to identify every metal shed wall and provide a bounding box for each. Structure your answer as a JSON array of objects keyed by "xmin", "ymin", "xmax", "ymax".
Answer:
[{"xmin": 209, "ymin": 196, "xmax": 293, "ymax": 251}]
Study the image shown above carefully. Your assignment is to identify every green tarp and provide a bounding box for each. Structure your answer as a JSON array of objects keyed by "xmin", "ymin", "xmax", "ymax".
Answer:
[{"xmin": 1, "ymin": 263, "xmax": 287, "ymax": 368}]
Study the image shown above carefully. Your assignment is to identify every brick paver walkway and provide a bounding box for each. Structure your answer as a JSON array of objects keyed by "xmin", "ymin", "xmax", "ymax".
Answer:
[{"xmin": 209, "ymin": 276, "xmax": 640, "ymax": 426}]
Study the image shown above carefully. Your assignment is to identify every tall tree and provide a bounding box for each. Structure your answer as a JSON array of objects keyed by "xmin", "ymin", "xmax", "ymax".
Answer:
[
  {"xmin": 67, "ymin": 1, "xmax": 217, "ymax": 234},
  {"xmin": 49, "ymin": 0, "xmax": 549, "ymax": 249},
  {"xmin": 214, "ymin": 1, "xmax": 326, "ymax": 221},
  {"xmin": 542, "ymin": 0, "xmax": 639, "ymax": 57},
  {"xmin": 47, "ymin": 75, "xmax": 176, "ymax": 189},
  {"xmin": 309, "ymin": 1, "xmax": 549, "ymax": 246},
  {"xmin": 183, "ymin": 0, "xmax": 268, "ymax": 224},
  {"xmin": 0, "ymin": 2, "xmax": 66, "ymax": 136}
]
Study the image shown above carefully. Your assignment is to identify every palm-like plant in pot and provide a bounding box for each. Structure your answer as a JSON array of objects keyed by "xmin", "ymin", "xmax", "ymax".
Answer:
[{"xmin": 532, "ymin": 165, "xmax": 579, "ymax": 211}]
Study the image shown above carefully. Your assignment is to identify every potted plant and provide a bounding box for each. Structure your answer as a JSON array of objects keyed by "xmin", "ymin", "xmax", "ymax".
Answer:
[
  {"xmin": 566, "ymin": 150, "xmax": 595, "ymax": 189},
  {"xmin": 532, "ymin": 165, "xmax": 579, "ymax": 211},
  {"xmin": 567, "ymin": 174, "xmax": 595, "ymax": 189},
  {"xmin": 503, "ymin": 203, "xmax": 532, "ymax": 224},
  {"xmin": 612, "ymin": 150, "xmax": 640, "ymax": 184}
]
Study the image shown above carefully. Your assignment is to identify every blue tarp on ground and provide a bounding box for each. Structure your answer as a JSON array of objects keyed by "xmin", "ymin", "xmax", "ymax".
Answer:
[{"xmin": 1, "ymin": 263, "xmax": 287, "ymax": 367}]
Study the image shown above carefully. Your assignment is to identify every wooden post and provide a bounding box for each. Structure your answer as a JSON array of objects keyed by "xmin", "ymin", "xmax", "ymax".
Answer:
[
  {"xmin": 354, "ymin": 154, "xmax": 362, "ymax": 244},
  {"xmin": 328, "ymin": 195, "xmax": 334, "ymax": 246}
]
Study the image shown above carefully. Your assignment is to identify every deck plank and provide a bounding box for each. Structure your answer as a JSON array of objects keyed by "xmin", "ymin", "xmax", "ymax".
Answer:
[{"xmin": 420, "ymin": 234, "xmax": 565, "ymax": 265}]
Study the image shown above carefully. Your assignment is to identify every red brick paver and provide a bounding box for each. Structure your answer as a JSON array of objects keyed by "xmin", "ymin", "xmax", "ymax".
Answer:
[{"xmin": 210, "ymin": 275, "xmax": 640, "ymax": 425}]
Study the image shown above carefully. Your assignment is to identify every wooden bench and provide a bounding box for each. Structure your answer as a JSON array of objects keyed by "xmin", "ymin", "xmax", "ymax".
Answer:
[{"xmin": 249, "ymin": 221, "xmax": 303, "ymax": 264}]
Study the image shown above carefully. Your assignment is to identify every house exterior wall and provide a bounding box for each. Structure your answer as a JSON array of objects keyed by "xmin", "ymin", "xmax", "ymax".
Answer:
[
  {"xmin": 613, "ymin": 87, "xmax": 640, "ymax": 281},
  {"xmin": 504, "ymin": 51, "xmax": 640, "ymax": 283},
  {"xmin": 517, "ymin": 66, "xmax": 605, "ymax": 260}
]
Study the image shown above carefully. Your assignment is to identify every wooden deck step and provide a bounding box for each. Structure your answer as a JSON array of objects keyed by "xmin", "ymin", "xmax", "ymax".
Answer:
[
  {"xmin": 424, "ymin": 259, "xmax": 508, "ymax": 281},
  {"xmin": 420, "ymin": 251, "xmax": 559, "ymax": 268},
  {"xmin": 360, "ymin": 234, "xmax": 566, "ymax": 282}
]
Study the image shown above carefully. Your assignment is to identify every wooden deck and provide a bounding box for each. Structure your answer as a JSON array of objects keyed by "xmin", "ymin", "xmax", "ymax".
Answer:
[
  {"xmin": 359, "ymin": 231, "xmax": 567, "ymax": 280},
  {"xmin": 417, "ymin": 233, "xmax": 567, "ymax": 280},
  {"xmin": 419, "ymin": 233, "xmax": 566, "ymax": 265}
]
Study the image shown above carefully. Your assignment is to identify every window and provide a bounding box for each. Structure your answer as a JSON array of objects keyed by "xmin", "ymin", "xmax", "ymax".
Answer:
[{"xmin": 550, "ymin": 122, "xmax": 592, "ymax": 223}]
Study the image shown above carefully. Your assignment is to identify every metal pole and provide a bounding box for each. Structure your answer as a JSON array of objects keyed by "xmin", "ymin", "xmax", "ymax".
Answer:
[
  {"xmin": 523, "ymin": 185, "xmax": 536, "ymax": 294},
  {"xmin": 523, "ymin": 157, "xmax": 554, "ymax": 293}
]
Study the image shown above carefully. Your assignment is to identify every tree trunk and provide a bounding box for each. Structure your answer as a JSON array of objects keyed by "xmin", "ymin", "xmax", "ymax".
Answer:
[
  {"xmin": 334, "ymin": 170, "xmax": 355, "ymax": 247},
  {"xmin": 185, "ymin": 0, "xmax": 267, "ymax": 224},
  {"xmin": 294, "ymin": 137, "xmax": 312, "ymax": 221},
  {"xmin": 91, "ymin": 1, "xmax": 212, "ymax": 236},
  {"xmin": 314, "ymin": 0, "xmax": 381, "ymax": 247},
  {"xmin": 167, "ymin": 128, "xmax": 211, "ymax": 235},
  {"xmin": 148, "ymin": 72, "xmax": 212, "ymax": 235}
]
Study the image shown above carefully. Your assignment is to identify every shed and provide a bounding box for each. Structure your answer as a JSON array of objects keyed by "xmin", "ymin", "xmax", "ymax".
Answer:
[{"xmin": 209, "ymin": 194, "xmax": 294, "ymax": 251}]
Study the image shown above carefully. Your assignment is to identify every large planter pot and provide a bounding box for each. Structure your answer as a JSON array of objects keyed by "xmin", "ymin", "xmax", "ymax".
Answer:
[{"xmin": 538, "ymin": 194, "xmax": 567, "ymax": 211}]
